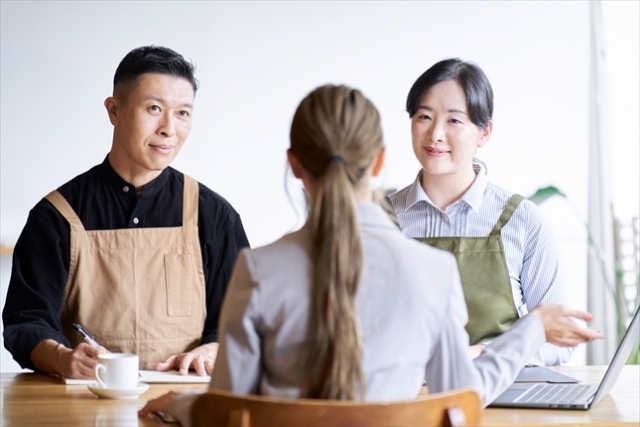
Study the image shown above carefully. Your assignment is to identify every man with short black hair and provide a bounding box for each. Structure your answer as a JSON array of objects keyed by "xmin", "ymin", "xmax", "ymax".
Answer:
[{"xmin": 3, "ymin": 45, "xmax": 249, "ymax": 378}]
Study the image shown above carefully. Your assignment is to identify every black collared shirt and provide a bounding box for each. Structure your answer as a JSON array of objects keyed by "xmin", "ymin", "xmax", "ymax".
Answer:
[{"xmin": 2, "ymin": 156, "xmax": 250, "ymax": 370}]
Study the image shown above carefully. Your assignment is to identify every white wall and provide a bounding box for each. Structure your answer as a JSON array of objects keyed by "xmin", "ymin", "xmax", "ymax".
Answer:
[
  {"xmin": 1, "ymin": 1, "xmax": 594, "ymax": 245},
  {"xmin": 3, "ymin": 1, "xmax": 632, "ymax": 371},
  {"xmin": 603, "ymin": 2, "xmax": 640, "ymax": 221}
]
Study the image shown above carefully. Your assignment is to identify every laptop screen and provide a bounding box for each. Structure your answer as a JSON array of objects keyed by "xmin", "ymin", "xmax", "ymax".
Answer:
[{"xmin": 590, "ymin": 306, "xmax": 640, "ymax": 407}]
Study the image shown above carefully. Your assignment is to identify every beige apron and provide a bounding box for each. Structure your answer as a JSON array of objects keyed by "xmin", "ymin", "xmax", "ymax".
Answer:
[{"xmin": 45, "ymin": 175, "xmax": 206, "ymax": 369}]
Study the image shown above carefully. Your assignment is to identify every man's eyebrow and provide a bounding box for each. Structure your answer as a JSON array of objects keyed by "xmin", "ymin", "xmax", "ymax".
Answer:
[{"xmin": 146, "ymin": 96, "xmax": 194, "ymax": 109}]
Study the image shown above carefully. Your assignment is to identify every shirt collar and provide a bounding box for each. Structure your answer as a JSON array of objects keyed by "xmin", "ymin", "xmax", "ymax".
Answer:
[
  {"xmin": 99, "ymin": 154, "xmax": 171, "ymax": 199},
  {"xmin": 463, "ymin": 162, "xmax": 488, "ymax": 214},
  {"xmin": 402, "ymin": 162, "xmax": 488, "ymax": 214}
]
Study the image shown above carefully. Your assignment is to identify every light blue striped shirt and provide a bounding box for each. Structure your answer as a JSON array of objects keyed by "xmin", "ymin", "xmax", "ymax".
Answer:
[{"xmin": 389, "ymin": 164, "xmax": 574, "ymax": 366}]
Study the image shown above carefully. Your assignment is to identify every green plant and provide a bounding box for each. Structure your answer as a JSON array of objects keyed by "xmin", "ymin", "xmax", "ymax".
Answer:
[{"xmin": 528, "ymin": 186, "xmax": 640, "ymax": 364}]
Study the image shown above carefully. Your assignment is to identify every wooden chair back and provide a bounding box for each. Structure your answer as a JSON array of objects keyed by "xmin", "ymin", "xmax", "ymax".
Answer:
[{"xmin": 191, "ymin": 388, "xmax": 481, "ymax": 427}]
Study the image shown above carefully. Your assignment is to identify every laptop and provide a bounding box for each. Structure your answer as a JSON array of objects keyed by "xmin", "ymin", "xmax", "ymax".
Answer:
[{"xmin": 490, "ymin": 306, "xmax": 640, "ymax": 410}]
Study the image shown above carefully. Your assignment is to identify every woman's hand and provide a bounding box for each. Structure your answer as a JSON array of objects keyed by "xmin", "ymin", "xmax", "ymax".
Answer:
[
  {"xmin": 468, "ymin": 344, "xmax": 487, "ymax": 359},
  {"xmin": 138, "ymin": 391, "xmax": 180, "ymax": 419},
  {"xmin": 530, "ymin": 304, "xmax": 604, "ymax": 346},
  {"xmin": 155, "ymin": 343, "xmax": 218, "ymax": 376}
]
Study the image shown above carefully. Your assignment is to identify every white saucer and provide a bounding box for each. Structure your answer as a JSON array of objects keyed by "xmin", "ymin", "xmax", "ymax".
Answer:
[{"xmin": 87, "ymin": 382, "xmax": 149, "ymax": 399}]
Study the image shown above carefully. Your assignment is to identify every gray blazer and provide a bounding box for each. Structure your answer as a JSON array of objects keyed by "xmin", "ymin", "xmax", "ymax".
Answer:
[{"xmin": 170, "ymin": 203, "xmax": 545, "ymax": 426}]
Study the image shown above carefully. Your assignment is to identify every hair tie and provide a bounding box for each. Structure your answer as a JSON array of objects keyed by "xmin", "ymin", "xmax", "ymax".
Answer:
[{"xmin": 327, "ymin": 155, "xmax": 346, "ymax": 165}]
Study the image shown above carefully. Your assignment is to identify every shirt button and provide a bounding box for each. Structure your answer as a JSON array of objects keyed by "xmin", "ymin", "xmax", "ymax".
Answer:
[
  {"xmin": 133, "ymin": 217, "xmax": 139, "ymax": 225},
  {"xmin": 443, "ymin": 215, "xmax": 450, "ymax": 223},
  {"xmin": 123, "ymin": 186, "xmax": 129, "ymax": 193}
]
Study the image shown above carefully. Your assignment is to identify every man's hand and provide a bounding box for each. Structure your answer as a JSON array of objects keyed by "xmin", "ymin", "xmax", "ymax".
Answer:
[
  {"xmin": 468, "ymin": 344, "xmax": 486, "ymax": 359},
  {"xmin": 31, "ymin": 339, "xmax": 102, "ymax": 379},
  {"xmin": 530, "ymin": 304, "xmax": 604, "ymax": 346},
  {"xmin": 138, "ymin": 391, "xmax": 179, "ymax": 419},
  {"xmin": 155, "ymin": 342, "xmax": 219, "ymax": 376}
]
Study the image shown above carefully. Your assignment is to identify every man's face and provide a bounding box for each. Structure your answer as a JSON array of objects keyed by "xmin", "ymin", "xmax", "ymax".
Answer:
[{"xmin": 106, "ymin": 73, "xmax": 194, "ymax": 184}]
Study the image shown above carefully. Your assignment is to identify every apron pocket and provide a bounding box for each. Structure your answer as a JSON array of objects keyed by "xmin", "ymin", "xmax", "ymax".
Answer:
[{"xmin": 164, "ymin": 253, "xmax": 196, "ymax": 317}]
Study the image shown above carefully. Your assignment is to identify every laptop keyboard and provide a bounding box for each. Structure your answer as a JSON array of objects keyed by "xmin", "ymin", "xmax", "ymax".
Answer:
[{"xmin": 516, "ymin": 384, "xmax": 595, "ymax": 404}]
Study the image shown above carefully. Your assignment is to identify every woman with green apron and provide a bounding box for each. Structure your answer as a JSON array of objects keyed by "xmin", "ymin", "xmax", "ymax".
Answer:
[{"xmin": 387, "ymin": 59, "xmax": 572, "ymax": 366}]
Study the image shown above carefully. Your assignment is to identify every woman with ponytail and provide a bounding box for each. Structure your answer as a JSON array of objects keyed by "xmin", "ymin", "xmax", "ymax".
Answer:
[
  {"xmin": 288, "ymin": 85, "xmax": 381, "ymax": 400},
  {"xmin": 139, "ymin": 85, "xmax": 601, "ymax": 426}
]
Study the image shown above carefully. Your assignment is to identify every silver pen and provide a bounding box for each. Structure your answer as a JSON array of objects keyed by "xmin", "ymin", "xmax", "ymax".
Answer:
[
  {"xmin": 73, "ymin": 323, "xmax": 110, "ymax": 353},
  {"xmin": 73, "ymin": 323, "xmax": 142, "ymax": 380}
]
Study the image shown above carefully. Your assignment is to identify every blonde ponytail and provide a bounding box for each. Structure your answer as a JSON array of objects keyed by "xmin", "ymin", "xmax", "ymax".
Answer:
[{"xmin": 290, "ymin": 85, "xmax": 383, "ymax": 400}]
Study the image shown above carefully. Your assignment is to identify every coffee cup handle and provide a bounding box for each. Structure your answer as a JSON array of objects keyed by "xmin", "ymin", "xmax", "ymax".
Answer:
[{"xmin": 94, "ymin": 363, "xmax": 107, "ymax": 388}]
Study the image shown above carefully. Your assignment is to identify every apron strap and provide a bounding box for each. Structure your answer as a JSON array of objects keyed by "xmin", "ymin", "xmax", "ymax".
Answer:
[
  {"xmin": 44, "ymin": 191, "xmax": 85, "ymax": 232},
  {"xmin": 182, "ymin": 174, "xmax": 199, "ymax": 227},
  {"xmin": 383, "ymin": 196, "xmax": 401, "ymax": 229},
  {"xmin": 489, "ymin": 194, "xmax": 525, "ymax": 236}
]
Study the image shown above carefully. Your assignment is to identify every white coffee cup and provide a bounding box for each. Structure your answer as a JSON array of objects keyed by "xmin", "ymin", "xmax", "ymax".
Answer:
[{"xmin": 94, "ymin": 353, "xmax": 139, "ymax": 389}]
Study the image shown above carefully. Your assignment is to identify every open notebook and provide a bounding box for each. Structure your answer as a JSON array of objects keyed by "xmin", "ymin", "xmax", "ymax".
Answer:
[{"xmin": 61, "ymin": 369, "xmax": 210, "ymax": 384}]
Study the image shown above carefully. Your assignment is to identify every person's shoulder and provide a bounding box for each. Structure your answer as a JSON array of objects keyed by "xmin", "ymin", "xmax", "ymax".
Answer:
[
  {"xmin": 173, "ymin": 170, "xmax": 242, "ymax": 220},
  {"xmin": 516, "ymin": 198, "xmax": 549, "ymax": 232},
  {"xmin": 483, "ymin": 181, "xmax": 514, "ymax": 204},
  {"xmin": 29, "ymin": 197, "xmax": 64, "ymax": 224},
  {"xmin": 240, "ymin": 228, "xmax": 311, "ymax": 277},
  {"xmin": 367, "ymin": 221, "xmax": 456, "ymax": 269},
  {"xmin": 23, "ymin": 164, "xmax": 102, "ymax": 233},
  {"xmin": 249, "ymin": 228, "xmax": 309, "ymax": 259},
  {"xmin": 484, "ymin": 181, "xmax": 544, "ymax": 225},
  {"xmin": 375, "ymin": 233, "xmax": 459, "ymax": 299},
  {"xmin": 54, "ymin": 164, "xmax": 102, "ymax": 198},
  {"xmin": 402, "ymin": 233, "xmax": 456, "ymax": 262},
  {"xmin": 198, "ymin": 182, "xmax": 238, "ymax": 214},
  {"xmin": 34, "ymin": 163, "xmax": 102, "ymax": 214},
  {"xmin": 484, "ymin": 181, "xmax": 534, "ymax": 209}
]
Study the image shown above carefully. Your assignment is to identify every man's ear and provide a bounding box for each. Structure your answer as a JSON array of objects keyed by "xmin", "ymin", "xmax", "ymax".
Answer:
[
  {"xmin": 372, "ymin": 148, "xmax": 386, "ymax": 177},
  {"xmin": 287, "ymin": 149, "xmax": 304, "ymax": 179},
  {"xmin": 477, "ymin": 120, "xmax": 493, "ymax": 148},
  {"xmin": 104, "ymin": 97, "xmax": 119, "ymax": 126}
]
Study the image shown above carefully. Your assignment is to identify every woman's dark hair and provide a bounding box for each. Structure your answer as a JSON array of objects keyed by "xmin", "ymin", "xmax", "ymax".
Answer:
[
  {"xmin": 113, "ymin": 45, "xmax": 199, "ymax": 97},
  {"xmin": 406, "ymin": 58, "xmax": 493, "ymax": 129}
]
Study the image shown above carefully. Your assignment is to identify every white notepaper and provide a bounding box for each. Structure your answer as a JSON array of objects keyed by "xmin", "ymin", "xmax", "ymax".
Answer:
[{"xmin": 61, "ymin": 369, "xmax": 211, "ymax": 384}]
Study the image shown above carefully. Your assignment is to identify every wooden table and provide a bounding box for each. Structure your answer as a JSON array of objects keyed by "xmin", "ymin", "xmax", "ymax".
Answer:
[
  {"xmin": 1, "ymin": 366, "xmax": 638, "ymax": 426},
  {"xmin": 1, "ymin": 371, "xmax": 207, "ymax": 426},
  {"xmin": 483, "ymin": 365, "xmax": 640, "ymax": 426}
]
